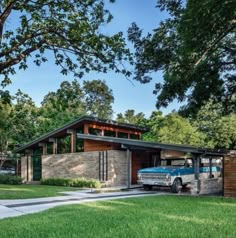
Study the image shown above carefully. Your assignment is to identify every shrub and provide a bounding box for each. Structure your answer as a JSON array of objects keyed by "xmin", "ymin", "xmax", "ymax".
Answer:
[
  {"xmin": 0, "ymin": 175, "xmax": 22, "ymax": 185},
  {"xmin": 40, "ymin": 178, "xmax": 101, "ymax": 189}
]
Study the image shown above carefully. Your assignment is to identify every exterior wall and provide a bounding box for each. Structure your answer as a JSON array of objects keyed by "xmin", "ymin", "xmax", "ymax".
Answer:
[
  {"xmin": 191, "ymin": 178, "xmax": 223, "ymax": 195},
  {"xmin": 199, "ymin": 178, "xmax": 222, "ymax": 195},
  {"xmin": 42, "ymin": 152, "xmax": 100, "ymax": 180},
  {"xmin": 131, "ymin": 151, "xmax": 150, "ymax": 184},
  {"xmin": 224, "ymin": 154, "xmax": 236, "ymax": 198},
  {"xmin": 106, "ymin": 150, "xmax": 128, "ymax": 187},
  {"xmin": 42, "ymin": 150, "xmax": 128, "ymax": 187},
  {"xmin": 84, "ymin": 139, "xmax": 120, "ymax": 152},
  {"xmin": 161, "ymin": 150, "xmax": 186, "ymax": 158}
]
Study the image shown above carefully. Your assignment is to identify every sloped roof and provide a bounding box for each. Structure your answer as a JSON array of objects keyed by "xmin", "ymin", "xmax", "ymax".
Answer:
[{"xmin": 15, "ymin": 115, "xmax": 149, "ymax": 153}]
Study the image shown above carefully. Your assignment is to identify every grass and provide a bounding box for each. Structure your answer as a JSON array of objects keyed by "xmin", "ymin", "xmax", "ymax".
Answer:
[
  {"xmin": 0, "ymin": 195, "xmax": 236, "ymax": 238},
  {"xmin": 0, "ymin": 184, "xmax": 79, "ymax": 199}
]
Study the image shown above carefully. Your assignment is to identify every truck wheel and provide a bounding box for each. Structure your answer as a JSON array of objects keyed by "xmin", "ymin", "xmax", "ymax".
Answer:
[
  {"xmin": 143, "ymin": 185, "xmax": 153, "ymax": 190},
  {"xmin": 171, "ymin": 178, "xmax": 182, "ymax": 193}
]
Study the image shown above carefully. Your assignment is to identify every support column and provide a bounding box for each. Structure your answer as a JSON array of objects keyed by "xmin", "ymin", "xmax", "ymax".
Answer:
[
  {"xmin": 25, "ymin": 149, "xmax": 33, "ymax": 182},
  {"xmin": 127, "ymin": 148, "xmax": 132, "ymax": 189},
  {"xmin": 67, "ymin": 129, "xmax": 76, "ymax": 153},
  {"xmin": 209, "ymin": 157, "xmax": 212, "ymax": 178},
  {"xmin": 193, "ymin": 154, "xmax": 200, "ymax": 194},
  {"xmin": 49, "ymin": 138, "xmax": 57, "ymax": 154}
]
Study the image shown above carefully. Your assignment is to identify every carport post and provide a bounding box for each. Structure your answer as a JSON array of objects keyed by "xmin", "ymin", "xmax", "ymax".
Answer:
[
  {"xmin": 209, "ymin": 157, "xmax": 212, "ymax": 178},
  {"xmin": 193, "ymin": 154, "xmax": 200, "ymax": 193},
  {"xmin": 126, "ymin": 148, "xmax": 131, "ymax": 189}
]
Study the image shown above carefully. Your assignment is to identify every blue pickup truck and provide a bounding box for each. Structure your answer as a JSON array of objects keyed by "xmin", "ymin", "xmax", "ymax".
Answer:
[{"xmin": 137, "ymin": 158, "xmax": 221, "ymax": 193}]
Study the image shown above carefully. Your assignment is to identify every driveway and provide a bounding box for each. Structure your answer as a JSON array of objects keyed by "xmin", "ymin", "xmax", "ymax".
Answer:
[{"xmin": 0, "ymin": 188, "xmax": 169, "ymax": 220}]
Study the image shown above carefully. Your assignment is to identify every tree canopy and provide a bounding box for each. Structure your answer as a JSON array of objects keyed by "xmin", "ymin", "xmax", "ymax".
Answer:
[
  {"xmin": 128, "ymin": 0, "xmax": 236, "ymax": 116},
  {"xmin": 39, "ymin": 79, "xmax": 114, "ymax": 134},
  {"xmin": 143, "ymin": 111, "xmax": 205, "ymax": 147},
  {"xmin": 0, "ymin": 0, "xmax": 131, "ymax": 91}
]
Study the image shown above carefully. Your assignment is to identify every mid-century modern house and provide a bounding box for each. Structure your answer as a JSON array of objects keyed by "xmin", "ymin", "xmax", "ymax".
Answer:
[{"xmin": 16, "ymin": 116, "xmax": 225, "ymax": 192}]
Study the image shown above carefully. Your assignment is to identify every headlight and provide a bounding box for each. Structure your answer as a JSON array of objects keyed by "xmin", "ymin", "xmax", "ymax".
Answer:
[
  {"xmin": 166, "ymin": 174, "xmax": 171, "ymax": 180},
  {"xmin": 137, "ymin": 173, "xmax": 141, "ymax": 179}
]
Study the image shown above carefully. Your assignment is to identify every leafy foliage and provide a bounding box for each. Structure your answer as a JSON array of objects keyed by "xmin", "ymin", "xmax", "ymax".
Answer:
[
  {"xmin": 128, "ymin": 0, "xmax": 236, "ymax": 115},
  {"xmin": 143, "ymin": 111, "xmax": 205, "ymax": 147},
  {"xmin": 41, "ymin": 177, "xmax": 101, "ymax": 188},
  {"xmin": 193, "ymin": 101, "xmax": 236, "ymax": 149},
  {"xmin": 0, "ymin": 0, "xmax": 131, "ymax": 90},
  {"xmin": 116, "ymin": 109, "xmax": 146, "ymax": 125},
  {"xmin": 39, "ymin": 79, "xmax": 114, "ymax": 135},
  {"xmin": 0, "ymin": 174, "xmax": 22, "ymax": 185},
  {"xmin": 83, "ymin": 80, "xmax": 114, "ymax": 118}
]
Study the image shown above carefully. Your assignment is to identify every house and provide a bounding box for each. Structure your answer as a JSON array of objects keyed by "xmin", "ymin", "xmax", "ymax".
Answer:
[{"xmin": 16, "ymin": 116, "xmax": 225, "ymax": 189}]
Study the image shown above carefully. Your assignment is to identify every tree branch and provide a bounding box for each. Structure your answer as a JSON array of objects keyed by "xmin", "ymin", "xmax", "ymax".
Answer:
[
  {"xmin": 0, "ymin": 42, "xmax": 44, "ymax": 72},
  {"xmin": 0, "ymin": 0, "xmax": 18, "ymax": 44}
]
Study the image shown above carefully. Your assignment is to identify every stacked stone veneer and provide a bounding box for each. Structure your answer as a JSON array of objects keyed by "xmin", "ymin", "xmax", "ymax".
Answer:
[
  {"xmin": 191, "ymin": 178, "xmax": 223, "ymax": 195},
  {"xmin": 42, "ymin": 150, "xmax": 128, "ymax": 187}
]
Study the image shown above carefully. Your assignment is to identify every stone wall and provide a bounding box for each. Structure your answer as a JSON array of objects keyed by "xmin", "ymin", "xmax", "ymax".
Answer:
[
  {"xmin": 106, "ymin": 150, "xmax": 128, "ymax": 187},
  {"xmin": 191, "ymin": 178, "xmax": 223, "ymax": 195},
  {"xmin": 42, "ymin": 150, "xmax": 128, "ymax": 187}
]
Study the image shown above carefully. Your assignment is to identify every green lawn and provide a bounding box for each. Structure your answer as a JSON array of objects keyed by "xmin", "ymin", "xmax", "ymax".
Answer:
[
  {"xmin": 0, "ymin": 184, "xmax": 79, "ymax": 199},
  {"xmin": 0, "ymin": 195, "xmax": 236, "ymax": 238}
]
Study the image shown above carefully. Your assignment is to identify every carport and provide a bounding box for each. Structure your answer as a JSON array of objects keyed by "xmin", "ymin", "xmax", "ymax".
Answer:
[{"xmin": 79, "ymin": 134, "xmax": 225, "ymax": 194}]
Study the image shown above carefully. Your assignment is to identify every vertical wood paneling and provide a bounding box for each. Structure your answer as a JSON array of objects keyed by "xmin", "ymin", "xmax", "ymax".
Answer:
[{"xmin": 224, "ymin": 155, "xmax": 236, "ymax": 198}]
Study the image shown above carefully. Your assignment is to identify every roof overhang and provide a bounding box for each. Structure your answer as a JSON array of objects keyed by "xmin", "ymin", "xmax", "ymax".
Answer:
[{"xmin": 77, "ymin": 134, "xmax": 226, "ymax": 157}]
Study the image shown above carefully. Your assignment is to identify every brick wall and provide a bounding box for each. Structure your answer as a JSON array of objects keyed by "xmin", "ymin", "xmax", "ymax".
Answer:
[{"xmin": 42, "ymin": 150, "xmax": 128, "ymax": 187}]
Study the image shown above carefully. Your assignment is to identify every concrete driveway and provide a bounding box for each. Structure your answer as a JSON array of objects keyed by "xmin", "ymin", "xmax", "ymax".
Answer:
[{"xmin": 0, "ymin": 188, "xmax": 168, "ymax": 220}]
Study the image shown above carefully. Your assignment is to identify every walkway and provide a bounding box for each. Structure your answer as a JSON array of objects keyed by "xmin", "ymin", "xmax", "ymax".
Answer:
[{"xmin": 0, "ymin": 188, "xmax": 168, "ymax": 220}]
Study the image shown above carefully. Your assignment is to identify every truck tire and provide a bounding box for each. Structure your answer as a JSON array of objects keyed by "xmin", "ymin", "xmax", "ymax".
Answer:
[
  {"xmin": 143, "ymin": 185, "xmax": 153, "ymax": 190},
  {"xmin": 171, "ymin": 178, "xmax": 182, "ymax": 193}
]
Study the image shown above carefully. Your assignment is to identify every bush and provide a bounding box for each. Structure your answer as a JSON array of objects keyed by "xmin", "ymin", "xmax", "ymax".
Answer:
[
  {"xmin": 41, "ymin": 177, "xmax": 101, "ymax": 189},
  {"xmin": 0, "ymin": 174, "xmax": 22, "ymax": 185}
]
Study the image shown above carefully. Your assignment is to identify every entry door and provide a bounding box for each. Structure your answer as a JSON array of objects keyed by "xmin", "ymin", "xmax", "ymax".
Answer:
[{"xmin": 32, "ymin": 156, "xmax": 42, "ymax": 181}]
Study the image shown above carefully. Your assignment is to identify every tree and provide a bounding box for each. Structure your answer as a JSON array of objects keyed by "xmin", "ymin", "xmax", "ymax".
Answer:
[
  {"xmin": 0, "ymin": 102, "xmax": 12, "ymax": 168},
  {"xmin": 83, "ymin": 79, "xmax": 114, "ymax": 119},
  {"xmin": 128, "ymin": 0, "xmax": 236, "ymax": 116},
  {"xmin": 143, "ymin": 111, "xmax": 205, "ymax": 147},
  {"xmin": 0, "ymin": 0, "xmax": 131, "ymax": 90},
  {"xmin": 39, "ymin": 80, "xmax": 86, "ymax": 134},
  {"xmin": 0, "ymin": 90, "xmax": 37, "ymax": 169},
  {"xmin": 116, "ymin": 109, "xmax": 146, "ymax": 125},
  {"xmin": 39, "ymin": 79, "xmax": 114, "ymax": 134},
  {"xmin": 194, "ymin": 101, "xmax": 236, "ymax": 149}
]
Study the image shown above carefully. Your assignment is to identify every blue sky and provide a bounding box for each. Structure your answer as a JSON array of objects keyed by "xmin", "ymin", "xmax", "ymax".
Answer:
[{"xmin": 6, "ymin": 0, "xmax": 179, "ymax": 118}]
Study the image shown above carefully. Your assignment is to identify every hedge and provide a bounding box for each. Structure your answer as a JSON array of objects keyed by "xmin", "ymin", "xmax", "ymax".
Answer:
[
  {"xmin": 40, "ymin": 177, "xmax": 101, "ymax": 189},
  {"xmin": 0, "ymin": 175, "xmax": 22, "ymax": 185}
]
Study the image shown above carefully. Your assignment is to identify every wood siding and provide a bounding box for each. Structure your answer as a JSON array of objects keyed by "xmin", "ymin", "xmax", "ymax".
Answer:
[
  {"xmin": 84, "ymin": 139, "xmax": 121, "ymax": 152},
  {"xmin": 131, "ymin": 151, "xmax": 151, "ymax": 184},
  {"xmin": 224, "ymin": 155, "xmax": 236, "ymax": 198}
]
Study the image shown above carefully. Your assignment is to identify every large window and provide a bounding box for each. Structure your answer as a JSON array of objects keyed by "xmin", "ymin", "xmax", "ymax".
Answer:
[
  {"xmin": 89, "ymin": 127, "xmax": 102, "ymax": 136},
  {"xmin": 130, "ymin": 134, "xmax": 140, "ymax": 140},
  {"xmin": 117, "ymin": 132, "xmax": 128, "ymax": 138},
  {"xmin": 104, "ymin": 130, "xmax": 116, "ymax": 137},
  {"xmin": 46, "ymin": 143, "xmax": 53, "ymax": 154},
  {"xmin": 57, "ymin": 135, "xmax": 71, "ymax": 154},
  {"xmin": 76, "ymin": 127, "xmax": 84, "ymax": 152}
]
